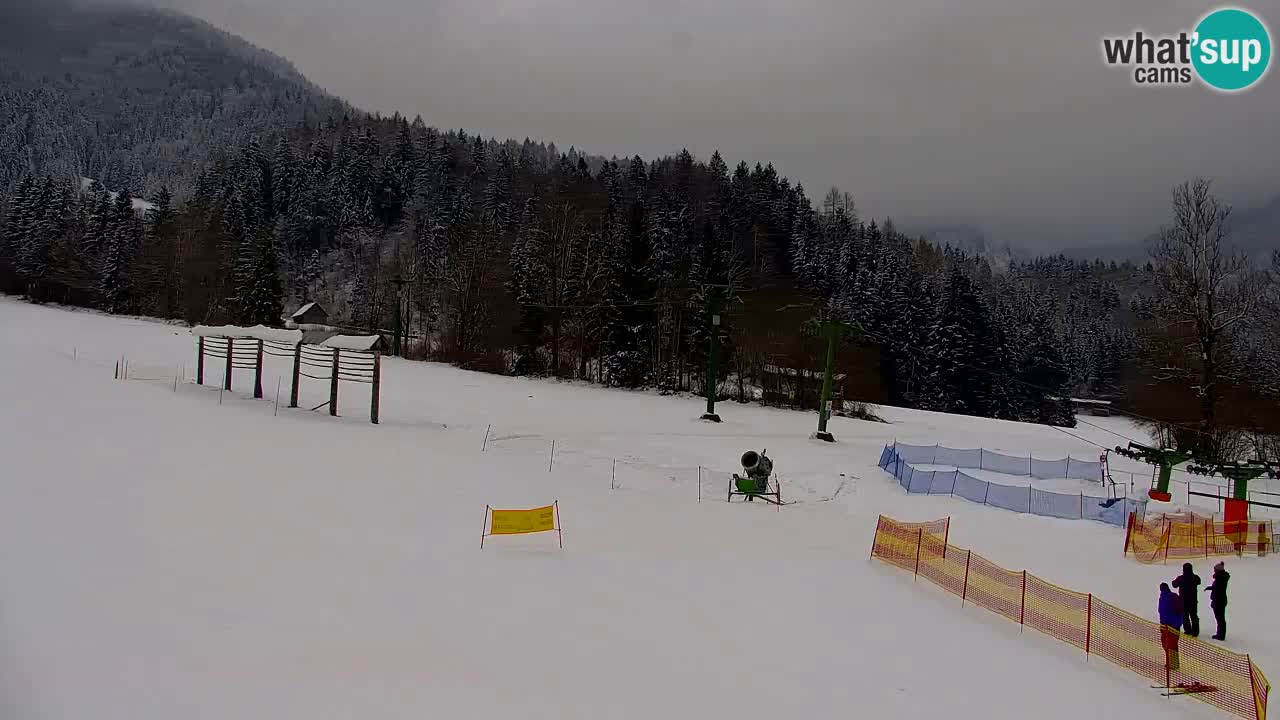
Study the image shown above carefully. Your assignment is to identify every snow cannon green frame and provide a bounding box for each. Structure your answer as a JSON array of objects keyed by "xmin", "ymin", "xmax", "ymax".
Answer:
[
  {"xmin": 1112, "ymin": 442, "xmax": 1192, "ymax": 502},
  {"xmin": 729, "ymin": 450, "xmax": 783, "ymax": 505}
]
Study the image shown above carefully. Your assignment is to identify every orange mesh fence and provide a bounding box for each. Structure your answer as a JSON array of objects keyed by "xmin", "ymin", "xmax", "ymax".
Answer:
[
  {"xmin": 1124, "ymin": 512, "xmax": 1171, "ymax": 563},
  {"xmin": 964, "ymin": 553, "xmax": 1024, "ymax": 625},
  {"xmin": 871, "ymin": 515, "xmax": 1270, "ymax": 720},
  {"xmin": 1089, "ymin": 597, "xmax": 1168, "ymax": 684},
  {"xmin": 868, "ymin": 515, "xmax": 949, "ymax": 573},
  {"xmin": 1163, "ymin": 511, "xmax": 1218, "ymax": 525},
  {"xmin": 1127, "ymin": 513, "xmax": 1274, "ymax": 564},
  {"xmin": 916, "ymin": 531, "xmax": 967, "ymax": 597},
  {"xmin": 1025, "ymin": 574, "xmax": 1090, "ymax": 651}
]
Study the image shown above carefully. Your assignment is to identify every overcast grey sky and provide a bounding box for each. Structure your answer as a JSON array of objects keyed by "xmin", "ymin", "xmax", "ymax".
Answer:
[{"xmin": 162, "ymin": 0, "xmax": 1277, "ymax": 249}]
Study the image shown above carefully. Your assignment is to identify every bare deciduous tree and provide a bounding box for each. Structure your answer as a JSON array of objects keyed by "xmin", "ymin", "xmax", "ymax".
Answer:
[{"xmin": 1149, "ymin": 179, "xmax": 1267, "ymax": 456}]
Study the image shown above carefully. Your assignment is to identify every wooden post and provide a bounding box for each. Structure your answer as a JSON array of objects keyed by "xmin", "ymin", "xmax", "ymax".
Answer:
[
  {"xmin": 329, "ymin": 348, "xmax": 340, "ymax": 417},
  {"xmin": 197, "ymin": 336, "xmax": 205, "ymax": 385},
  {"xmin": 1124, "ymin": 512, "xmax": 1135, "ymax": 555},
  {"xmin": 942, "ymin": 517, "xmax": 949, "ymax": 560},
  {"xmin": 223, "ymin": 338, "xmax": 233, "ymax": 391},
  {"xmin": 961, "ymin": 550, "xmax": 972, "ymax": 607},
  {"xmin": 253, "ymin": 339, "xmax": 264, "ymax": 399},
  {"xmin": 870, "ymin": 516, "xmax": 883, "ymax": 560},
  {"xmin": 1085, "ymin": 594, "xmax": 1093, "ymax": 659},
  {"xmin": 1019, "ymin": 571, "xmax": 1027, "ymax": 630},
  {"xmin": 1163, "ymin": 522, "xmax": 1171, "ymax": 564},
  {"xmin": 370, "ymin": 352, "xmax": 381, "ymax": 425},
  {"xmin": 913, "ymin": 528, "xmax": 924, "ymax": 579},
  {"xmin": 289, "ymin": 342, "xmax": 301, "ymax": 408}
]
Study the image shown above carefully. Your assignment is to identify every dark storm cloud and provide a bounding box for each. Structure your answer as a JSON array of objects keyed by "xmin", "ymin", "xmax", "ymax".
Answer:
[{"xmin": 159, "ymin": 0, "xmax": 1278, "ymax": 247}]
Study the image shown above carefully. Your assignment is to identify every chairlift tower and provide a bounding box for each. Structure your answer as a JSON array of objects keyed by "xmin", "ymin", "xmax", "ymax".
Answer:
[{"xmin": 1111, "ymin": 442, "xmax": 1193, "ymax": 501}]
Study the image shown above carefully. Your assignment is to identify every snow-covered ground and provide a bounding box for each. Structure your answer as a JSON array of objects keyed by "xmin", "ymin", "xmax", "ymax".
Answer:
[{"xmin": 1, "ymin": 296, "xmax": 1274, "ymax": 720}]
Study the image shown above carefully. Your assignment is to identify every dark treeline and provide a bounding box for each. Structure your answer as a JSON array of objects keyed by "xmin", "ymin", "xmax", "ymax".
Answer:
[{"xmin": 1, "ymin": 115, "xmax": 1276, "ymax": 452}]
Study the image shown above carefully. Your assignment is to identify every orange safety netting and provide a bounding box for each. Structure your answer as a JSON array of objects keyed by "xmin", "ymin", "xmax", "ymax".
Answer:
[
  {"xmin": 866, "ymin": 516, "xmax": 949, "ymax": 573},
  {"xmin": 1125, "ymin": 513, "xmax": 1274, "ymax": 564},
  {"xmin": 871, "ymin": 515, "xmax": 1270, "ymax": 720}
]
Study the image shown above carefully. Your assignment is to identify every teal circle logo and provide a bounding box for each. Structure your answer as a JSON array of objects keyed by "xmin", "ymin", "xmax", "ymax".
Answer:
[{"xmin": 1192, "ymin": 8, "xmax": 1271, "ymax": 91}]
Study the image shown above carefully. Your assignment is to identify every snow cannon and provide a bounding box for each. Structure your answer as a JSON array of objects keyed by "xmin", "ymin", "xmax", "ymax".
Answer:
[
  {"xmin": 741, "ymin": 450, "xmax": 773, "ymax": 482},
  {"xmin": 729, "ymin": 450, "xmax": 783, "ymax": 505}
]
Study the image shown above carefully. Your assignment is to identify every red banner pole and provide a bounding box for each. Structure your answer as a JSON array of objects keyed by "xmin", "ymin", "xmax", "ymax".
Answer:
[
  {"xmin": 961, "ymin": 550, "xmax": 971, "ymax": 608},
  {"xmin": 480, "ymin": 505, "xmax": 489, "ymax": 549}
]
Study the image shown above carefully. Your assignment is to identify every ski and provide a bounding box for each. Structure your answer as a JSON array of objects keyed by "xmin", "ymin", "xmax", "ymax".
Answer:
[{"xmin": 1152, "ymin": 683, "xmax": 1216, "ymax": 696}]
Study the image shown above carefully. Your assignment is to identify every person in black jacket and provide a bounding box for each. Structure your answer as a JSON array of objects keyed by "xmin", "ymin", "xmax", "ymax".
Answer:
[
  {"xmin": 1172, "ymin": 562, "xmax": 1201, "ymax": 636},
  {"xmin": 1205, "ymin": 561, "xmax": 1230, "ymax": 641}
]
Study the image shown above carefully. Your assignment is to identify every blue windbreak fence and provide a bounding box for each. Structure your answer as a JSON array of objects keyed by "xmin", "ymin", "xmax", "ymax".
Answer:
[{"xmin": 878, "ymin": 444, "xmax": 1144, "ymax": 528}]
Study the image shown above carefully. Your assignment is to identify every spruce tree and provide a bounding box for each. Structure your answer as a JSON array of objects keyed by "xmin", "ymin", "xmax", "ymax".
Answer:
[
  {"xmin": 921, "ymin": 266, "xmax": 992, "ymax": 416},
  {"xmin": 1021, "ymin": 331, "xmax": 1075, "ymax": 426},
  {"xmin": 271, "ymin": 138, "xmax": 298, "ymax": 218},
  {"xmin": 82, "ymin": 185, "xmax": 112, "ymax": 257},
  {"xmin": 235, "ymin": 229, "xmax": 284, "ymax": 326},
  {"xmin": 602, "ymin": 172, "xmax": 655, "ymax": 388},
  {"xmin": 144, "ymin": 187, "xmax": 175, "ymax": 239},
  {"xmin": 17, "ymin": 177, "xmax": 49, "ymax": 298},
  {"xmin": 99, "ymin": 189, "xmax": 138, "ymax": 313},
  {"xmin": 509, "ymin": 198, "xmax": 547, "ymax": 375}
]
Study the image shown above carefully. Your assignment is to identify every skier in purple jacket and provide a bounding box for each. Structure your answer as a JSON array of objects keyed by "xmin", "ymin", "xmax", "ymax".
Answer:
[{"xmin": 1158, "ymin": 583, "xmax": 1183, "ymax": 671}]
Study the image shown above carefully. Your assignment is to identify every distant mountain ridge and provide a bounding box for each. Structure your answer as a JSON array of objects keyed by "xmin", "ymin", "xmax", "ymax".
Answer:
[{"xmin": 909, "ymin": 191, "xmax": 1278, "ymax": 264}]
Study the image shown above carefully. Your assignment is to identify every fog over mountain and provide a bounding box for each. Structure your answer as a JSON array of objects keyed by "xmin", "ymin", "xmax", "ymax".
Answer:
[{"xmin": 158, "ymin": 0, "xmax": 1278, "ymax": 252}]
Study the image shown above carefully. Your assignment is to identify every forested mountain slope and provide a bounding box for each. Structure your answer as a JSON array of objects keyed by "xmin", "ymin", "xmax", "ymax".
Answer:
[
  {"xmin": 1, "ymin": 1, "xmax": 1275, "ymax": 451},
  {"xmin": 0, "ymin": 0, "xmax": 348, "ymax": 197}
]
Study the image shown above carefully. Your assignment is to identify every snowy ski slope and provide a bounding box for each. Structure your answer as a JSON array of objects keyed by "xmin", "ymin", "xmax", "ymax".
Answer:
[{"xmin": 1, "ymin": 297, "xmax": 1273, "ymax": 720}]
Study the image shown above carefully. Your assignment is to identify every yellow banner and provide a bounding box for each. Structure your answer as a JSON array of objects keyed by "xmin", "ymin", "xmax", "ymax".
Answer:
[{"xmin": 489, "ymin": 505, "xmax": 556, "ymax": 535}]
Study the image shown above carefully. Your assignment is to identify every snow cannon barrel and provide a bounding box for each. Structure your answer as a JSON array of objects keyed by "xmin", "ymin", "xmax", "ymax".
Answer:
[{"xmin": 741, "ymin": 450, "xmax": 773, "ymax": 480}]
